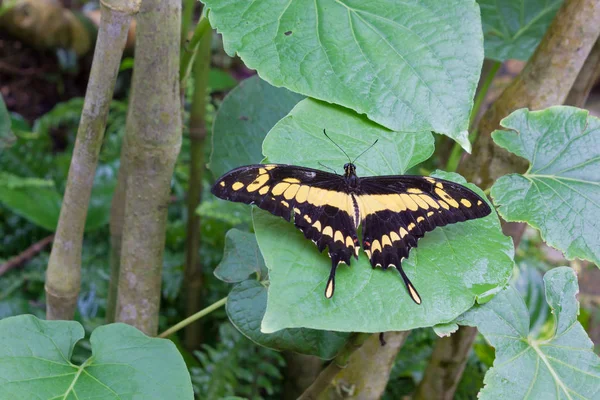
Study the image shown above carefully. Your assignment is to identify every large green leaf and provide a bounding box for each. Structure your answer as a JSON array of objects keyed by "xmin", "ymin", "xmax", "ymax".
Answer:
[
  {"xmin": 491, "ymin": 107, "xmax": 600, "ymax": 266},
  {"xmin": 214, "ymin": 229, "xmax": 268, "ymax": 283},
  {"xmin": 203, "ymin": 0, "xmax": 484, "ymax": 151},
  {"xmin": 227, "ymin": 280, "xmax": 351, "ymax": 359},
  {"xmin": 479, "ymin": 0, "xmax": 562, "ymax": 61},
  {"xmin": 0, "ymin": 315, "xmax": 193, "ymax": 399},
  {"xmin": 457, "ymin": 267, "xmax": 600, "ymax": 399},
  {"xmin": 0, "ymin": 94, "xmax": 15, "ymax": 148},
  {"xmin": 252, "ymin": 101, "xmax": 513, "ymax": 333},
  {"xmin": 209, "ymin": 75, "xmax": 304, "ymax": 179}
]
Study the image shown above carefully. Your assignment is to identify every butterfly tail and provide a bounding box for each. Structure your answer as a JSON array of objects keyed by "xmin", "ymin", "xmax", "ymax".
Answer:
[
  {"xmin": 397, "ymin": 266, "xmax": 422, "ymax": 305},
  {"xmin": 325, "ymin": 253, "xmax": 345, "ymax": 299}
]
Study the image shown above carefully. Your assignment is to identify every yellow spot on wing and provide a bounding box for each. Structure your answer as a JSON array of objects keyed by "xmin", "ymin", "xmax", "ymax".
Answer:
[
  {"xmin": 417, "ymin": 216, "xmax": 424, "ymax": 223},
  {"xmin": 295, "ymin": 186, "xmax": 310, "ymax": 203},
  {"xmin": 438, "ymin": 200, "xmax": 450, "ymax": 210},
  {"xmin": 365, "ymin": 249, "xmax": 371, "ymax": 258},
  {"xmin": 259, "ymin": 186, "xmax": 269, "ymax": 195},
  {"xmin": 358, "ymin": 194, "xmax": 406, "ymax": 215},
  {"xmin": 436, "ymin": 182, "xmax": 444, "ymax": 189},
  {"xmin": 407, "ymin": 223, "xmax": 416, "ymax": 231},
  {"xmin": 477, "ymin": 200, "xmax": 483, "ymax": 206},
  {"xmin": 408, "ymin": 283, "xmax": 421, "ymax": 304},
  {"xmin": 283, "ymin": 177, "xmax": 301, "ymax": 184},
  {"xmin": 400, "ymin": 227, "xmax": 408, "ymax": 238},
  {"xmin": 427, "ymin": 211, "xmax": 434, "ymax": 217},
  {"xmin": 325, "ymin": 277, "xmax": 334, "ymax": 299},
  {"xmin": 400, "ymin": 194, "xmax": 418, "ymax": 211},
  {"xmin": 272, "ymin": 182, "xmax": 290, "ymax": 195},
  {"xmin": 390, "ymin": 231, "xmax": 400, "ymax": 242},
  {"xmin": 410, "ymin": 194, "xmax": 429, "ymax": 209},
  {"xmin": 461, "ymin": 198, "xmax": 472, "ymax": 207},
  {"xmin": 371, "ymin": 240, "xmax": 382, "ymax": 253},
  {"xmin": 303, "ymin": 214, "xmax": 312, "ymax": 223},
  {"xmin": 219, "ymin": 181, "xmax": 225, "ymax": 187},
  {"xmin": 312, "ymin": 220, "xmax": 322, "ymax": 232},
  {"xmin": 420, "ymin": 195, "xmax": 440, "ymax": 209},
  {"xmin": 259, "ymin": 168, "xmax": 267, "ymax": 175},
  {"xmin": 232, "ymin": 182, "xmax": 244, "ymax": 191},
  {"xmin": 346, "ymin": 236, "xmax": 353, "ymax": 248},
  {"xmin": 322, "ymin": 226, "xmax": 333, "ymax": 237},
  {"xmin": 283, "ymin": 184, "xmax": 300, "ymax": 200},
  {"xmin": 407, "ymin": 188, "xmax": 423, "ymax": 194},
  {"xmin": 424, "ymin": 177, "xmax": 436, "ymax": 184},
  {"xmin": 294, "ymin": 207, "xmax": 301, "ymax": 214},
  {"xmin": 264, "ymin": 165, "xmax": 276, "ymax": 171},
  {"xmin": 334, "ymin": 231, "xmax": 344, "ymax": 243},
  {"xmin": 381, "ymin": 235, "xmax": 392, "ymax": 248},
  {"xmin": 281, "ymin": 200, "xmax": 289, "ymax": 207},
  {"xmin": 435, "ymin": 188, "xmax": 459, "ymax": 208},
  {"xmin": 246, "ymin": 174, "xmax": 269, "ymax": 192}
]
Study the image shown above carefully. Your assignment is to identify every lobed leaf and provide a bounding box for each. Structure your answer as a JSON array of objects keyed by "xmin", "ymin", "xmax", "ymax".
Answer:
[
  {"xmin": 0, "ymin": 315, "xmax": 193, "ymax": 400},
  {"xmin": 491, "ymin": 106, "xmax": 600, "ymax": 266},
  {"xmin": 457, "ymin": 267, "xmax": 600, "ymax": 399},
  {"xmin": 203, "ymin": 0, "xmax": 484, "ymax": 150},
  {"xmin": 214, "ymin": 229, "xmax": 268, "ymax": 283}
]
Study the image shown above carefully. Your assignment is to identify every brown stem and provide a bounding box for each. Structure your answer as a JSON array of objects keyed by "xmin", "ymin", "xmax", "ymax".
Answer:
[
  {"xmin": 114, "ymin": 0, "xmax": 182, "ymax": 336},
  {"xmin": 564, "ymin": 38, "xmax": 600, "ymax": 107},
  {"xmin": 416, "ymin": 0, "xmax": 600, "ymax": 397},
  {"xmin": 45, "ymin": 1, "xmax": 137, "ymax": 320},
  {"xmin": 183, "ymin": 21, "xmax": 212, "ymax": 350},
  {"xmin": 0, "ymin": 235, "xmax": 54, "ymax": 276}
]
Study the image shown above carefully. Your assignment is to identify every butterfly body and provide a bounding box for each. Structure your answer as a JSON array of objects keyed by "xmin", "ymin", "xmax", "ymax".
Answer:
[{"xmin": 212, "ymin": 163, "xmax": 491, "ymax": 304}]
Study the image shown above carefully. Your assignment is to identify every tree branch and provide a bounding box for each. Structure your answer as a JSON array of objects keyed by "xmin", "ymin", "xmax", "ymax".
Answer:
[{"xmin": 0, "ymin": 235, "xmax": 54, "ymax": 276}]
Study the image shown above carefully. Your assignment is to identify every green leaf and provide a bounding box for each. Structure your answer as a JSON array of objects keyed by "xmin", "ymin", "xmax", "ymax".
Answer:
[
  {"xmin": 0, "ymin": 172, "xmax": 62, "ymax": 231},
  {"xmin": 491, "ymin": 106, "xmax": 600, "ymax": 266},
  {"xmin": 263, "ymin": 99, "xmax": 435, "ymax": 175},
  {"xmin": 457, "ymin": 267, "xmax": 600, "ymax": 399},
  {"xmin": 0, "ymin": 94, "xmax": 15, "ymax": 148},
  {"xmin": 209, "ymin": 75, "xmax": 304, "ymax": 179},
  {"xmin": 251, "ymin": 103, "xmax": 513, "ymax": 332},
  {"xmin": 214, "ymin": 229, "xmax": 268, "ymax": 283},
  {"xmin": 227, "ymin": 280, "xmax": 351, "ymax": 359},
  {"xmin": 479, "ymin": 0, "xmax": 562, "ymax": 61},
  {"xmin": 203, "ymin": 0, "xmax": 483, "ymax": 151},
  {"xmin": 0, "ymin": 315, "xmax": 194, "ymax": 399},
  {"xmin": 208, "ymin": 68, "xmax": 238, "ymax": 92}
]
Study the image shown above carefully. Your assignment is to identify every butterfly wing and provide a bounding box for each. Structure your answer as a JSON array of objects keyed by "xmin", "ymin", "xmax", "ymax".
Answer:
[
  {"xmin": 356, "ymin": 175, "xmax": 491, "ymax": 304},
  {"xmin": 211, "ymin": 164, "xmax": 359, "ymax": 298}
]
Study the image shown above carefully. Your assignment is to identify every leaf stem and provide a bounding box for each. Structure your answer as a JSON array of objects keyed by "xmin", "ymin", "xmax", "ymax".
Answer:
[
  {"xmin": 180, "ymin": 15, "xmax": 211, "ymax": 87},
  {"xmin": 158, "ymin": 296, "xmax": 227, "ymax": 338},
  {"xmin": 446, "ymin": 61, "xmax": 502, "ymax": 172}
]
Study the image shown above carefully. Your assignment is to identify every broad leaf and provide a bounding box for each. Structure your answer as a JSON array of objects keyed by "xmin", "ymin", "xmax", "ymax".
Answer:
[
  {"xmin": 457, "ymin": 267, "xmax": 600, "ymax": 399},
  {"xmin": 208, "ymin": 68, "xmax": 238, "ymax": 92},
  {"xmin": 209, "ymin": 75, "xmax": 304, "ymax": 179},
  {"xmin": 227, "ymin": 280, "xmax": 351, "ymax": 359},
  {"xmin": 203, "ymin": 0, "xmax": 484, "ymax": 151},
  {"xmin": 0, "ymin": 315, "xmax": 194, "ymax": 399},
  {"xmin": 0, "ymin": 94, "xmax": 15, "ymax": 148},
  {"xmin": 491, "ymin": 106, "xmax": 600, "ymax": 266},
  {"xmin": 214, "ymin": 229, "xmax": 268, "ymax": 283},
  {"xmin": 252, "ymin": 102, "xmax": 513, "ymax": 332},
  {"xmin": 479, "ymin": 0, "xmax": 562, "ymax": 61}
]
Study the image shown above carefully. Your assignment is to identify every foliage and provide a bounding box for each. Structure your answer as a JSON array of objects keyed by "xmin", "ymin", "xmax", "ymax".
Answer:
[
  {"xmin": 0, "ymin": 93, "xmax": 15, "ymax": 148},
  {"xmin": 0, "ymin": 315, "xmax": 194, "ymax": 399}
]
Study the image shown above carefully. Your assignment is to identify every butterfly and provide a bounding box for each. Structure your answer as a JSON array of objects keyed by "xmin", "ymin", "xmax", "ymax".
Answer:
[{"xmin": 211, "ymin": 139, "xmax": 491, "ymax": 304}]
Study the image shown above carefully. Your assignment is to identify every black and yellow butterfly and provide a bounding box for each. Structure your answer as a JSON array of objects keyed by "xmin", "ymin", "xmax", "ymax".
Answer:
[{"xmin": 212, "ymin": 156, "xmax": 490, "ymax": 304}]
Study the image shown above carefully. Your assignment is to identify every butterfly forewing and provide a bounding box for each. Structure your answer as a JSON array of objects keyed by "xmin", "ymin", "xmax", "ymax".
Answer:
[{"xmin": 211, "ymin": 164, "xmax": 360, "ymax": 297}]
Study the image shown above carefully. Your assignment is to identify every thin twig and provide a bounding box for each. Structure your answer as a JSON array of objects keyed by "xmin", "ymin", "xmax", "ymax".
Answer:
[{"xmin": 0, "ymin": 234, "xmax": 54, "ymax": 276}]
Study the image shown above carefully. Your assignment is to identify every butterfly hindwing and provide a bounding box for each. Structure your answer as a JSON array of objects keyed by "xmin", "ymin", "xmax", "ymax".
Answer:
[
  {"xmin": 357, "ymin": 176, "xmax": 491, "ymax": 304},
  {"xmin": 211, "ymin": 164, "xmax": 359, "ymax": 298}
]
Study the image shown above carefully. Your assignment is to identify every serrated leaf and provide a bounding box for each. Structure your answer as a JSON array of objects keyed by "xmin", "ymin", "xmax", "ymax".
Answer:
[
  {"xmin": 490, "ymin": 106, "xmax": 600, "ymax": 266},
  {"xmin": 209, "ymin": 76, "xmax": 304, "ymax": 179},
  {"xmin": 214, "ymin": 229, "xmax": 268, "ymax": 283},
  {"xmin": 479, "ymin": 0, "xmax": 562, "ymax": 61},
  {"xmin": 457, "ymin": 267, "xmax": 600, "ymax": 399},
  {"xmin": 227, "ymin": 280, "xmax": 350, "ymax": 359},
  {"xmin": 251, "ymin": 103, "xmax": 513, "ymax": 332},
  {"xmin": 0, "ymin": 315, "xmax": 193, "ymax": 400},
  {"xmin": 0, "ymin": 94, "xmax": 15, "ymax": 148},
  {"xmin": 203, "ymin": 0, "xmax": 483, "ymax": 151}
]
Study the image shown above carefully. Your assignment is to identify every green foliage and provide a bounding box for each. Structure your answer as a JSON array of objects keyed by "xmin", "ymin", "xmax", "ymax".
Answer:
[
  {"xmin": 0, "ymin": 315, "xmax": 194, "ymax": 399},
  {"xmin": 191, "ymin": 323, "xmax": 284, "ymax": 399},
  {"xmin": 479, "ymin": 0, "xmax": 562, "ymax": 61},
  {"xmin": 491, "ymin": 107, "xmax": 600, "ymax": 266},
  {"xmin": 204, "ymin": 0, "xmax": 484, "ymax": 150},
  {"xmin": 457, "ymin": 267, "xmax": 600, "ymax": 399},
  {"xmin": 0, "ymin": 93, "xmax": 15, "ymax": 148},
  {"xmin": 214, "ymin": 229, "xmax": 268, "ymax": 283}
]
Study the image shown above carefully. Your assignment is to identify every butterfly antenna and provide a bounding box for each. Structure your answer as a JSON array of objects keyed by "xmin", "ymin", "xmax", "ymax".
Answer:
[
  {"xmin": 323, "ymin": 129, "xmax": 352, "ymax": 164},
  {"xmin": 318, "ymin": 162, "xmax": 338, "ymax": 175},
  {"xmin": 352, "ymin": 139, "xmax": 379, "ymax": 164}
]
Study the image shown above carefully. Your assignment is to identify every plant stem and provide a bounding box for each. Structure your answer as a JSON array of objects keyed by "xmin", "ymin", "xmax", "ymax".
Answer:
[
  {"xmin": 45, "ymin": 1, "xmax": 137, "ymax": 320},
  {"xmin": 183, "ymin": 19, "xmax": 212, "ymax": 350},
  {"xmin": 180, "ymin": 15, "xmax": 211, "ymax": 89},
  {"xmin": 115, "ymin": 0, "xmax": 182, "ymax": 335},
  {"xmin": 158, "ymin": 296, "xmax": 227, "ymax": 338},
  {"xmin": 180, "ymin": 0, "xmax": 196, "ymax": 45},
  {"xmin": 445, "ymin": 61, "xmax": 501, "ymax": 173}
]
